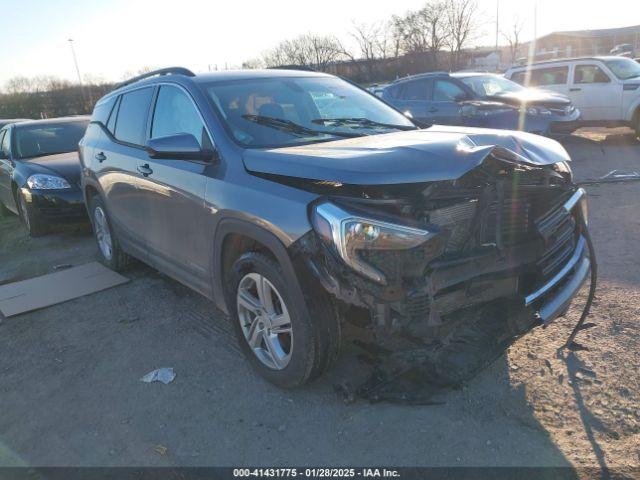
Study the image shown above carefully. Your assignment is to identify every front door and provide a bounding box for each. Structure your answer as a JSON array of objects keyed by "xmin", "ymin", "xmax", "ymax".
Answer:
[
  {"xmin": 569, "ymin": 63, "xmax": 621, "ymax": 121},
  {"xmin": 137, "ymin": 84, "xmax": 211, "ymax": 283},
  {"xmin": 430, "ymin": 79, "xmax": 465, "ymax": 125}
]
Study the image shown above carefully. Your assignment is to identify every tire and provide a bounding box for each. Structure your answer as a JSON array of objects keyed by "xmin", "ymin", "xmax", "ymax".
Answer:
[
  {"xmin": 88, "ymin": 195, "xmax": 132, "ymax": 271},
  {"xmin": 227, "ymin": 251, "xmax": 340, "ymax": 388},
  {"xmin": 17, "ymin": 190, "xmax": 47, "ymax": 237},
  {"xmin": 0, "ymin": 201, "xmax": 10, "ymax": 217}
]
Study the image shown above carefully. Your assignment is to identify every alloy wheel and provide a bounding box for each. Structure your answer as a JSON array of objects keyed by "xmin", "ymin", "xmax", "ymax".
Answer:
[
  {"xmin": 236, "ymin": 272, "xmax": 293, "ymax": 370},
  {"xmin": 93, "ymin": 206, "xmax": 113, "ymax": 260}
]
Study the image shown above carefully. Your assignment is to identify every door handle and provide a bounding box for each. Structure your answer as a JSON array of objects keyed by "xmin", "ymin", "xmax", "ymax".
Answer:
[
  {"xmin": 569, "ymin": 88, "xmax": 582, "ymax": 92},
  {"xmin": 428, "ymin": 107, "xmax": 439, "ymax": 113},
  {"xmin": 137, "ymin": 163, "xmax": 153, "ymax": 177},
  {"xmin": 95, "ymin": 152, "xmax": 106, "ymax": 162}
]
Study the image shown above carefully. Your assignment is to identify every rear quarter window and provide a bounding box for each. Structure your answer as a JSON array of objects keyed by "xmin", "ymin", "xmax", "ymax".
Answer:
[{"xmin": 91, "ymin": 96, "xmax": 116, "ymax": 124}]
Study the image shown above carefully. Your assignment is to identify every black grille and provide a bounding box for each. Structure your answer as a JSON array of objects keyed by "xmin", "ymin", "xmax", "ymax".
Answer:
[{"xmin": 535, "ymin": 200, "xmax": 578, "ymax": 280}]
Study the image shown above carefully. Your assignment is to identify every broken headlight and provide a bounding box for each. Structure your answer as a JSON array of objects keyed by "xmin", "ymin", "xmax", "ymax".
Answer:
[{"xmin": 311, "ymin": 202, "xmax": 435, "ymax": 284}]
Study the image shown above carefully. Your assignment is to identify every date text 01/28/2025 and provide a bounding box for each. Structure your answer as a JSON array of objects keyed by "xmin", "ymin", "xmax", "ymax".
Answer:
[{"xmin": 233, "ymin": 468, "xmax": 401, "ymax": 478}]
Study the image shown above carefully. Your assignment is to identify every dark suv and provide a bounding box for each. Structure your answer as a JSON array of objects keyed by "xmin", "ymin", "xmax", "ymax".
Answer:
[{"xmin": 80, "ymin": 67, "xmax": 593, "ymax": 387}]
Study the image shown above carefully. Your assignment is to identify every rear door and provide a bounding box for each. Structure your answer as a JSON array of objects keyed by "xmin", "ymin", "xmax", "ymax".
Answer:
[
  {"xmin": 139, "ymin": 84, "xmax": 210, "ymax": 284},
  {"xmin": 569, "ymin": 62, "xmax": 620, "ymax": 121},
  {"xmin": 93, "ymin": 87, "xmax": 155, "ymax": 258},
  {"xmin": 0, "ymin": 127, "xmax": 15, "ymax": 212},
  {"xmin": 530, "ymin": 65, "xmax": 571, "ymax": 96},
  {"xmin": 390, "ymin": 79, "xmax": 431, "ymax": 122}
]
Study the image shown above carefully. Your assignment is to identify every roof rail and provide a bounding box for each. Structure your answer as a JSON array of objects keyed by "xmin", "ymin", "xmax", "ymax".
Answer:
[
  {"xmin": 115, "ymin": 67, "xmax": 196, "ymax": 90},
  {"xmin": 267, "ymin": 65, "xmax": 317, "ymax": 72}
]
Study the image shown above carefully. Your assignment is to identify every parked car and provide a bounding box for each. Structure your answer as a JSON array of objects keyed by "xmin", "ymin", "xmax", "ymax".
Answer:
[
  {"xmin": 0, "ymin": 119, "xmax": 30, "ymax": 129},
  {"xmin": 505, "ymin": 56, "xmax": 640, "ymax": 137},
  {"xmin": 610, "ymin": 43, "xmax": 634, "ymax": 57},
  {"xmin": 366, "ymin": 83, "xmax": 389, "ymax": 97},
  {"xmin": 381, "ymin": 72, "xmax": 580, "ymax": 135},
  {"xmin": 80, "ymin": 67, "xmax": 592, "ymax": 387},
  {"xmin": 0, "ymin": 116, "xmax": 90, "ymax": 236}
]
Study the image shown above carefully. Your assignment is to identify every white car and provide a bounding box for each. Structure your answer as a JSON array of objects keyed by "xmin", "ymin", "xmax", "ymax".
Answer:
[{"xmin": 505, "ymin": 56, "xmax": 640, "ymax": 137}]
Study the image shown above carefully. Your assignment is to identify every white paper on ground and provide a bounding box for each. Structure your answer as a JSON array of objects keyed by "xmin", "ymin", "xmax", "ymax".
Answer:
[{"xmin": 0, "ymin": 261, "xmax": 129, "ymax": 317}]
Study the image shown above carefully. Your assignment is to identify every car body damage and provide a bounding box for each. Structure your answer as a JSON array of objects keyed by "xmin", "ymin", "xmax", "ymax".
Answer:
[{"xmin": 258, "ymin": 128, "xmax": 594, "ymax": 399}]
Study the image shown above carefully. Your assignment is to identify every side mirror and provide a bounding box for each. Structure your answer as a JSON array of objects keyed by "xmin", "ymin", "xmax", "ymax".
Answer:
[
  {"xmin": 145, "ymin": 134, "xmax": 217, "ymax": 162},
  {"xmin": 454, "ymin": 93, "xmax": 469, "ymax": 103}
]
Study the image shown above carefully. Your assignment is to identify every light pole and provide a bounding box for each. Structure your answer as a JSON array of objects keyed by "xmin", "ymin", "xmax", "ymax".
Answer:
[
  {"xmin": 68, "ymin": 38, "xmax": 88, "ymax": 107},
  {"xmin": 68, "ymin": 39, "xmax": 83, "ymax": 86}
]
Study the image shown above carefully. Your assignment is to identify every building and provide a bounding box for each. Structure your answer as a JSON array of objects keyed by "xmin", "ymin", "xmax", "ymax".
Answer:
[{"xmin": 525, "ymin": 24, "xmax": 640, "ymax": 61}]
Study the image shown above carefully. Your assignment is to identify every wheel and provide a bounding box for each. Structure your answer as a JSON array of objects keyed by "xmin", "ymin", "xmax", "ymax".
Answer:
[
  {"xmin": 17, "ymin": 190, "xmax": 47, "ymax": 237},
  {"xmin": 89, "ymin": 195, "xmax": 132, "ymax": 271},
  {"xmin": 227, "ymin": 252, "xmax": 340, "ymax": 388}
]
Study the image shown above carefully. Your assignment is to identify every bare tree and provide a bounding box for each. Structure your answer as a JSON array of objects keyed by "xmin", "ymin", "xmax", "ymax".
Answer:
[
  {"xmin": 242, "ymin": 58, "xmax": 264, "ymax": 69},
  {"xmin": 444, "ymin": 0, "xmax": 479, "ymax": 70},
  {"xmin": 262, "ymin": 34, "xmax": 345, "ymax": 71},
  {"xmin": 348, "ymin": 21, "xmax": 400, "ymax": 79},
  {"xmin": 502, "ymin": 16, "xmax": 524, "ymax": 64},
  {"xmin": 390, "ymin": 2, "xmax": 448, "ymax": 68}
]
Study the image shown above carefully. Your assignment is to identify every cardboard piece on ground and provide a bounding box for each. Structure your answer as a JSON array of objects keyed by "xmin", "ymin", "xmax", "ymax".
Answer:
[{"xmin": 0, "ymin": 261, "xmax": 128, "ymax": 317}]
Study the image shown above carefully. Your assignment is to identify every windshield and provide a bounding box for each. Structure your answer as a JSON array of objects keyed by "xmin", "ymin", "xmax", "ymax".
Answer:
[
  {"xmin": 459, "ymin": 75, "xmax": 525, "ymax": 97},
  {"xmin": 604, "ymin": 58, "xmax": 640, "ymax": 80},
  {"xmin": 15, "ymin": 121, "xmax": 88, "ymax": 159},
  {"xmin": 204, "ymin": 76, "xmax": 415, "ymax": 148}
]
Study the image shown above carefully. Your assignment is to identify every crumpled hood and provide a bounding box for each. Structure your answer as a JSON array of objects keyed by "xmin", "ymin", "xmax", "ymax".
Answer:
[
  {"xmin": 21, "ymin": 151, "xmax": 82, "ymax": 185},
  {"xmin": 243, "ymin": 125, "xmax": 571, "ymax": 185},
  {"xmin": 487, "ymin": 89, "xmax": 572, "ymax": 108}
]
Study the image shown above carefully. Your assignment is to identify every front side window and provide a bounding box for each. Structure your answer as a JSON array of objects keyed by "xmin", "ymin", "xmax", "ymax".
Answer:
[
  {"xmin": 151, "ymin": 85, "xmax": 209, "ymax": 147},
  {"xmin": 574, "ymin": 65, "xmax": 611, "ymax": 84},
  {"xmin": 14, "ymin": 121, "xmax": 88, "ymax": 159},
  {"xmin": 400, "ymin": 80, "xmax": 429, "ymax": 100},
  {"xmin": 114, "ymin": 87, "xmax": 154, "ymax": 145},
  {"xmin": 459, "ymin": 75, "xmax": 524, "ymax": 97},
  {"xmin": 604, "ymin": 57, "xmax": 640, "ymax": 80},
  {"xmin": 204, "ymin": 76, "xmax": 415, "ymax": 148},
  {"xmin": 432, "ymin": 80, "xmax": 468, "ymax": 102}
]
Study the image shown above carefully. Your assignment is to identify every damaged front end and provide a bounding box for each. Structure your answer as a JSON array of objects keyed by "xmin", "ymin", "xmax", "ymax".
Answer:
[{"xmin": 291, "ymin": 146, "xmax": 593, "ymax": 394}]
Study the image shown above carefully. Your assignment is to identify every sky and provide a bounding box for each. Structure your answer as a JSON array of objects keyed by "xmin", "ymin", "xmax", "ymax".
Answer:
[{"xmin": 1, "ymin": 0, "xmax": 639, "ymax": 86}]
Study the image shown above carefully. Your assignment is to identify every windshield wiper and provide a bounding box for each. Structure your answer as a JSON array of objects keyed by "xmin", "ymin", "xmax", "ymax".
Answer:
[
  {"xmin": 242, "ymin": 115, "xmax": 360, "ymax": 138},
  {"xmin": 311, "ymin": 117, "xmax": 417, "ymax": 131}
]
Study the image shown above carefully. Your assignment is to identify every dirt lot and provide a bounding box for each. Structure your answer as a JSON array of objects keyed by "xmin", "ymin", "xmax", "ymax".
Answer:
[{"xmin": 0, "ymin": 128, "xmax": 639, "ymax": 474}]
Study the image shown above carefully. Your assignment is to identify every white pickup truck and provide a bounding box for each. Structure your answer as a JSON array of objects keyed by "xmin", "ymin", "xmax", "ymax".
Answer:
[{"xmin": 505, "ymin": 56, "xmax": 640, "ymax": 138}]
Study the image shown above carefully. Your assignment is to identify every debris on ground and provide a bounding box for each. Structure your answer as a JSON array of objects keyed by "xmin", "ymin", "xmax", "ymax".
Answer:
[
  {"xmin": 579, "ymin": 169, "xmax": 640, "ymax": 185},
  {"xmin": 153, "ymin": 444, "xmax": 168, "ymax": 456},
  {"xmin": 141, "ymin": 368, "xmax": 176, "ymax": 384}
]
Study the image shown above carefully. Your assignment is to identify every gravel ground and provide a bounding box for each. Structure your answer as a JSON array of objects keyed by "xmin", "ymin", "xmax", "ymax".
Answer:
[{"xmin": 0, "ymin": 128, "xmax": 638, "ymax": 475}]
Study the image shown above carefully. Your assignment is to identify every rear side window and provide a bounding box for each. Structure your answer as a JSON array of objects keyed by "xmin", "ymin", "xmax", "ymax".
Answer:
[
  {"xmin": 151, "ymin": 85, "xmax": 210, "ymax": 147},
  {"xmin": 574, "ymin": 65, "xmax": 611, "ymax": 84},
  {"xmin": 113, "ymin": 87, "xmax": 154, "ymax": 146},
  {"xmin": 510, "ymin": 67, "xmax": 568, "ymax": 86},
  {"xmin": 106, "ymin": 96, "xmax": 121, "ymax": 135},
  {"xmin": 400, "ymin": 80, "xmax": 429, "ymax": 100},
  {"xmin": 532, "ymin": 67, "xmax": 568, "ymax": 86}
]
